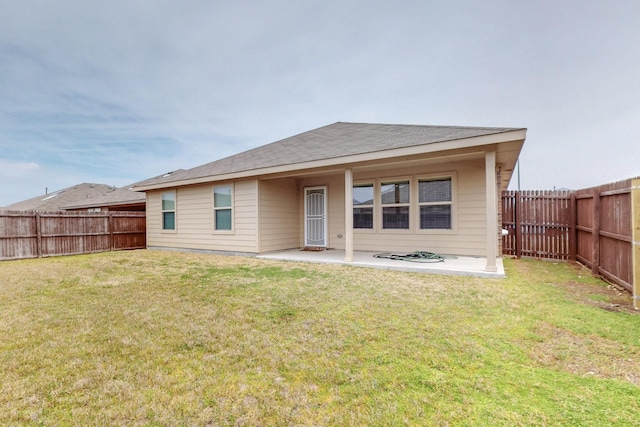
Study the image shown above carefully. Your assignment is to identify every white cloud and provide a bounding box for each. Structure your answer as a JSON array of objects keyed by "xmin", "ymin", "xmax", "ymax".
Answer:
[{"xmin": 0, "ymin": 159, "xmax": 40, "ymax": 174}]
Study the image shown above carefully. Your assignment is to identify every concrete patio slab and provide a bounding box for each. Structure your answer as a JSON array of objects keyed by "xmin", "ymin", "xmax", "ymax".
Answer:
[{"xmin": 257, "ymin": 249, "xmax": 505, "ymax": 278}]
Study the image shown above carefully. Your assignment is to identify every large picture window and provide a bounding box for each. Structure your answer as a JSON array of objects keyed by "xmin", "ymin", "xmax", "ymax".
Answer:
[
  {"xmin": 381, "ymin": 180, "xmax": 410, "ymax": 229},
  {"xmin": 161, "ymin": 191, "xmax": 176, "ymax": 230},
  {"xmin": 419, "ymin": 178, "xmax": 452, "ymax": 229},
  {"xmin": 353, "ymin": 183, "xmax": 374, "ymax": 229},
  {"xmin": 213, "ymin": 185, "xmax": 233, "ymax": 231}
]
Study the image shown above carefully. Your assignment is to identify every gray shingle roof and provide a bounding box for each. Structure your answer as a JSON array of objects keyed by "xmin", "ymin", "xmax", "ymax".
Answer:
[
  {"xmin": 61, "ymin": 187, "xmax": 145, "ymax": 209},
  {"xmin": 135, "ymin": 122, "xmax": 524, "ymax": 189},
  {"xmin": 60, "ymin": 170, "xmax": 185, "ymax": 209},
  {"xmin": 4, "ymin": 183, "xmax": 115, "ymax": 211}
]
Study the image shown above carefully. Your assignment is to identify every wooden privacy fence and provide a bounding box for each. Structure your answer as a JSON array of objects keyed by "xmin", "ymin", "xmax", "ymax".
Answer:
[
  {"xmin": 574, "ymin": 180, "xmax": 638, "ymax": 294},
  {"xmin": 502, "ymin": 178, "xmax": 640, "ymax": 308},
  {"xmin": 502, "ymin": 190, "xmax": 574, "ymax": 260},
  {"xmin": 0, "ymin": 210, "xmax": 146, "ymax": 261}
]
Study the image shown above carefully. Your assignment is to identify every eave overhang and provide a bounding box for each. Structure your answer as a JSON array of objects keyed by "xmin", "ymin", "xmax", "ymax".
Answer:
[{"xmin": 134, "ymin": 129, "xmax": 526, "ymax": 192}]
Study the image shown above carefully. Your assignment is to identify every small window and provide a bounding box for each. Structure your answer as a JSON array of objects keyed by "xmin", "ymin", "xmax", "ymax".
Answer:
[
  {"xmin": 381, "ymin": 180, "xmax": 410, "ymax": 229},
  {"xmin": 214, "ymin": 185, "xmax": 233, "ymax": 231},
  {"xmin": 162, "ymin": 191, "xmax": 176, "ymax": 230},
  {"xmin": 353, "ymin": 183, "xmax": 374, "ymax": 229},
  {"xmin": 419, "ymin": 178, "xmax": 452, "ymax": 229}
]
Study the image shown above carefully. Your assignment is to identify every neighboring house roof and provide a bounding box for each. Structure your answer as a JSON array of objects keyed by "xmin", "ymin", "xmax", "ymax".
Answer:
[
  {"xmin": 4, "ymin": 183, "xmax": 115, "ymax": 211},
  {"xmin": 61, "ymin": 186, "xmax": 146, "ymax": 210},
  {"xmin": 61, "ymin": 170, "xmax": 185, "ymax": 210},
  {"xmin": 134, "ymin": 122, "xmax": 526, "ymax": 191}
]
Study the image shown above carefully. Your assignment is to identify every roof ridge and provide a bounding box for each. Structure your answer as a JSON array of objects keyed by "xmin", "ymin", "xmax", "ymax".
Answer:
[{"xmin": 335, "ymin": 121, "xmax": 525, "ymax": 130}]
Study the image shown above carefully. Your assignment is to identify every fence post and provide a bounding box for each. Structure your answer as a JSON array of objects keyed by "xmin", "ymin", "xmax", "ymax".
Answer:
[
  {"xmin": 35, "ymin": 212, "xmax": 42, "ymax": 258},
  {"xmin": 108, "ymin": 212, "xmax": 114, "ymax": 251},
  {"xmin": 632, "ymin": 178, "xmax": 640, "ymax": 310},
  {"xmin": 569, "ymin": 192, "xmax": 577, "ymax": 262},
  {"xmin": 515, "ymin": 191, "xmax": 522, "ymax": 258},
  {"xmin": 591, "ymin": 188, "xmax": 601, "ymax": 276}
]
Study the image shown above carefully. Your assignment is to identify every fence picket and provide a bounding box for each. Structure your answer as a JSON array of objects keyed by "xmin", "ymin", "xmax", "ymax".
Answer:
[
  {"xmin": 503, "ymin": 177, "xmax": 637, "ymax": 293},
  {"xmin": 0, "ymin": 210, "xmax": 146, "ymax": 260}
]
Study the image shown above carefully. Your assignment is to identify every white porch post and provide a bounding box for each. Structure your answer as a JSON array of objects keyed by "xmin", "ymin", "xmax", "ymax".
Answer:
[
  {"xmin": 344, "ymin": 168, "xmax": 354, "ymax": 262},
  {"xmin": 485, "ymin": 151, "xmax": 498, "ymax": 272}
]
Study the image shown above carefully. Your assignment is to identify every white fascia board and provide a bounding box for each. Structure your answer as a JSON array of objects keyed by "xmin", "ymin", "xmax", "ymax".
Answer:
[{"xmin": 135, "ymin": 129, "xmax": 526, "ymax": 191}]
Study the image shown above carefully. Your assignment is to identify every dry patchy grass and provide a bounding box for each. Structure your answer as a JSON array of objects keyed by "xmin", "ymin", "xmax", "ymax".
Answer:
[
  {"xmin": 0, "ymin": 251, "xmax": 639, "ymax": 426},
  {"xmin": 531, "ymin": 324, "xmax": 640, "ymax": 386}
]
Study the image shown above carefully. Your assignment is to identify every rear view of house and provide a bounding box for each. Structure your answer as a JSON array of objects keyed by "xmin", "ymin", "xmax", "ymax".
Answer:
[{"xmin": 134, "ymin": 122, "xmax": 526, "ymax": 272}]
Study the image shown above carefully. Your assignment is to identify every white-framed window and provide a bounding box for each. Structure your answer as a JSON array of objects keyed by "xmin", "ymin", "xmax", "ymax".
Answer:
[
  {"xmin": 161, "ymin": 191, "xmax": 176, "ymax": 230},
  {"xmin": 213, "ymin": 184, "xmax": 233, "ymax": 231},
  {"xmin": 353, "ymin": 183, "xmax": 374, "ymax": 229},
  {"xmin": 380, "ymin": 180, "xmax": 410, "ymax": 229},
  {"xmin": 418, "ymin": 177, "xmax": 453, "ymax": 229}
]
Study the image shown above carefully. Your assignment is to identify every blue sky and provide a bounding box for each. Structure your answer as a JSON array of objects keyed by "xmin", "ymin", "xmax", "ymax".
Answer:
[{"xmin": 1, "ymin": 0, "xmax": 639, "ymax": 206}]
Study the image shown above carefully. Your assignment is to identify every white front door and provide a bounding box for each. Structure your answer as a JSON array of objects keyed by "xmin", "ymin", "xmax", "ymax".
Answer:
[{"xmin": 304, "ymin": 186, "xmax": 327, "ymax": 247}]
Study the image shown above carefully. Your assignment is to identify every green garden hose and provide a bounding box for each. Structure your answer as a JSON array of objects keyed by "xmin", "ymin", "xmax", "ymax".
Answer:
[{"xmin": 373, "ymin": 251, "xmax": 447, "ymax": 263}]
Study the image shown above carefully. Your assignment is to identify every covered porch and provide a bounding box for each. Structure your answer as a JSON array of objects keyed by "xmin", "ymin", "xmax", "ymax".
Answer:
[{"xmin": 257, "ymin": 249, "xmax": 505, "ymax": 278}]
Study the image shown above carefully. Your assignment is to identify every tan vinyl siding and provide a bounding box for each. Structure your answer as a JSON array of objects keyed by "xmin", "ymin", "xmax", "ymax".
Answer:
[
  {"xmin": 147, "ymin": 180, "xmax": 258, "ymax": 252},
  {"xmin": 146, "ymin": 191, "xmax": 162, "ymax": 237},
  {"xmin": 348, "ymin": 159, "xmax": 487, "ymax": 256},
  {"xmin": 327, "ymin": 176, "xmax": 346, "ymax": 249},
  {"xmin": 298, "ymin": 174, "xmax": 346, "ymax": 249},
  {"xmin": 455, "ymin": 160, "xmax": 487, "ymax": 254},
  {"xmin": 258, "ymin": 178, "xmax": 299, "ymax": 252},
  {"xmin": 146, "ymin": 156, "xmax": 493, "ymax": 257}
]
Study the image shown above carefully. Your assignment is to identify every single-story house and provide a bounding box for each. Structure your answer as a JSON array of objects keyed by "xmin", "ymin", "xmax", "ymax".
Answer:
[{"xmin": 134, "ymin": 122, "xmax": 526, "ymax": 272}]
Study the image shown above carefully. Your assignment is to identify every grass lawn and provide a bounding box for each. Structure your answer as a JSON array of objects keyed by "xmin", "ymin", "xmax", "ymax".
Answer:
[{"xmin": 1, "ymin": 250, "xmax": 639, "ymax": 426}]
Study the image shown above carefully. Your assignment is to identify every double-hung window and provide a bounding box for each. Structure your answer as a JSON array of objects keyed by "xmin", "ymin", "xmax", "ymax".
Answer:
[
  {"xmin": 213, "ymin": 185, "xmax": 233, "ymax": 231},
  {"xmin": 353, "ymin": 183, "xmax": 374, "ymax": 229},
  {"xmin": 419, "ymin": 177, "xmax": 452, "ymax": 229},
  {"xmin": 162, "ymin": 191, "xmax": 176, "ymax": 230},
  {"xmin": 381, "ymin": 180, "xmax": 410, "ymax": 229}
]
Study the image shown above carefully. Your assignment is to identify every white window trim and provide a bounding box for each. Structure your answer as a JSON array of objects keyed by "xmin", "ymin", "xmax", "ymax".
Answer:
[
  {"xmin": 379, "ymin": 177, "xmax": 411, "ymax": 232},
  {"xmin": 353, "ymin": 181, "xmax": 375, "ymax": 232},
  {"xmin": 416, "ymin": 172, "xmax": 457, "ymax": 234},
  {"xmin": 350, "ymin": 173, "xmax": 458, "ymax": 234},
  {"xmin": 213, "ymin": 183, "xmax": 234, "ymax": 234},
  {"xmin": 161, "ymin": 190, "xmax": 177, "ymax": 233}
]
